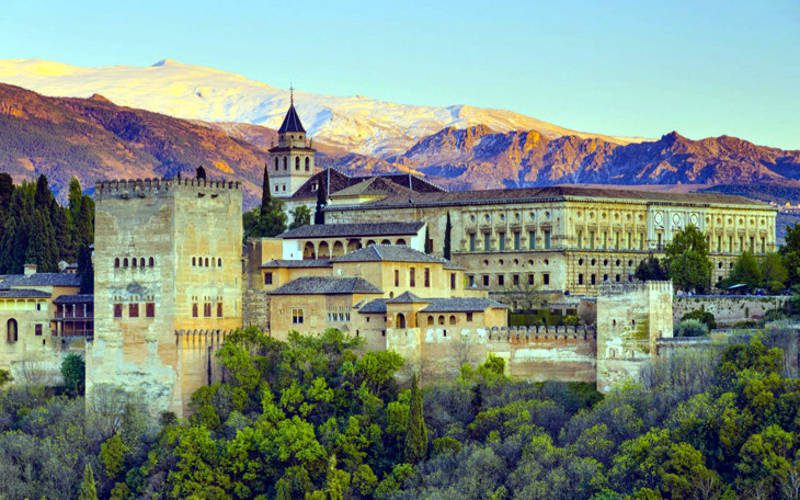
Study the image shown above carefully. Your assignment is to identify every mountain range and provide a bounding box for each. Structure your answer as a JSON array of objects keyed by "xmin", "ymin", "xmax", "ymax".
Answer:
[{"xmin": 0, "ymin": 59, "xmax": 799, "ymax": 209}]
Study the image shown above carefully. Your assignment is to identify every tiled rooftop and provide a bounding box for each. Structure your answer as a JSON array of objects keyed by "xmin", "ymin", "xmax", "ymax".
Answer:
[
  {"xmin": 0, "ymin": 273, "xmax": 81, "ymax": 288},
  {"xmin": 334, "ymin": 245, "xmax": 447, "ymax": 264},
  {"xmin": 270, "ymin": 276, "xmax": 382, "ymax": 295},
  {"xmin": 279, "ymin": 222, "xmax": 424, "ymax": 239}
]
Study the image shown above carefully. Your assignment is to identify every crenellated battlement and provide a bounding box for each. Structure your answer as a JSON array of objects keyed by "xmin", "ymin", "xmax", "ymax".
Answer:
[
  {"xmin": 485, "ymin": 325, "xmax": 596, "ymax": 343},
  {"xmin": 95, "ymin": 177, "xmax": 242, "ymax": 200},
  {"xmin": 598, "ymin": 280, "xmax": 672, "ymax": 296},
  {"xmin": 175, "ymin": 329, "xmax": 233, "ymax": 350}
]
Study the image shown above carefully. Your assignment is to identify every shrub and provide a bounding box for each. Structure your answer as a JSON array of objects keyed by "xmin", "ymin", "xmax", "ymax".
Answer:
[
  {"xmin": 675, "ymin": 319, "xmax": 709, "ymax": 337},
  {"xmin": 680, "ymin": 309, "xmax": 717, "ymax": 330},
  {"xmin": 563, "ymin": 315, "xmax": 579, "ymax": 326}
]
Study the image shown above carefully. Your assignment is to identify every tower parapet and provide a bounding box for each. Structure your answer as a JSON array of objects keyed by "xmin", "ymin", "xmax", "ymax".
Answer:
[{"xmin": 95, "ymin": 178, "xmax": 242, "ymax": 200}]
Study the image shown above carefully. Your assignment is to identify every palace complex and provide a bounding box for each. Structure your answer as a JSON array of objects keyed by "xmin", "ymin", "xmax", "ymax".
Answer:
[{"xmin": 0, "ymin": 100, "xmax": 782, "ymax": 419}]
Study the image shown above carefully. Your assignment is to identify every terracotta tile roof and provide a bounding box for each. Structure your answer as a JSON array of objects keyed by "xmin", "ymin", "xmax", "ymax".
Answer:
[
  {"xmin": 0, "ymin": 273, "xmax": 81, "ymax": 287},
  {"xmin": 328, "ymin": 185, "xmax": 773, "ymax": 210},
  {"xmin": 270, "ymin": 276, "xmax": 382, "ymax": 295},
  {"xmin": 279, "ymin": 222, "xmax": 423, "ymax": 239},
  {"xmin": 333, "ymin": 244, "xmax": 445, "ymax": 264}
]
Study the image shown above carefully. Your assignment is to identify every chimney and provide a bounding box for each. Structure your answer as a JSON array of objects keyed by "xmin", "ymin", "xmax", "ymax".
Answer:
[{"xmin": 23, "ymin": 263, "xmax": 37, "ymax": 276}]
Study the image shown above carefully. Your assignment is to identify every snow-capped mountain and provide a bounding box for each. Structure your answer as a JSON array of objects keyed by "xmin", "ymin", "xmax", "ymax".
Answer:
[{"xmin": 0, "ymin": 58, "xmax": 641, "ymax": 157}]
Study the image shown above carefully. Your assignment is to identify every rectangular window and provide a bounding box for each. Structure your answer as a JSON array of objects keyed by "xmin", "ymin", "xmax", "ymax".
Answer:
[
  {"xmin": 192, "ymin": 303, "xmax": 198, "ymax": 317},
  {"xmin": 483, "ymin": 232, "xmax": 491, "ymax": 251},
  {"xmin": 602, "ymin": 231, "xmax": 607, "ymax": 250},
  {"xmin": 129, "ymin": 303, "xmax": 139, "ymax": 318},
  {"xmin": 513, "ymin": 231, "xmax": 520, "ymax": 250},
  {"xmin": 468, "ymin": 275, "xmax": 475, "ymax": 287},
  {"xmin": 204, "ymin": 303, "xmax": 211, "ymax": 317},
  {"xmin": 469, "ymin": 233, "xmax": 476, "ymax": 251},
  {"xmin": 409, "ymin": 268, "xmax": 416, "ymax": 287},
  {"xmin": 146, "ymin": 303, "xmax": 155, "ymax": 318},
  {"xmin": 450, "ymin": 273, "xmax": 456, "ymax": 290},
  {"xmin": 482, "ymin": 275, "xmax": 489, "ymax": 287},
  {"xmin": 750, "ymin": 236, "xmax": 755, "ymax": 252},
  {"xmin": 528, "ymin": 274, "xmax": 534, "ymax": 285},
  {"xmin": 578, "ymin": 273, "xmax": 584, "ymax": 285},
  {"xmin": 640, "ymin": 233, "xmax": 645, "ymax": 250},
  {"xmin": 657, "ymin": 232, "xmax": 663, "ymax": 248},
  {"xmin": 544, "ymin": 230, "xmax": 551, "ymax": 249},
  {"xmin": 217, "ymin": 303, "xmax": 223, "ymax": 318},
  {"xmin": 513, "ymin": 274, "xmax": 519, "ymax": 286},
  {"xmin": 627, "ymin": 232, "xmax": 632, "ymax": 249},
  {"xmin": 35, "ymin": 324, "xmax": 42, "ymax": 336},
  {"xmin": 264, "ymin": 272, "xmax": 273, "ymax": 285},
  {"xmin": 498, "ymin": 232, "xmax": 506, "ymax": 251},
  {"xmin": 466, "ymin": 312, "xmax": 473, "ymax": 322},
  {"xmin": 424, "ymin": 268, "xmax": 430, "ymax": 287},
  {"xmin": 114, "ymin": 304, "xmax": 123, "ymax": 319},
  {"xmin": 577, "ymin": 230, "xmax": 583, "ymax": 249},
  {"xmin": 394, "ymin": 269, "xmax": 400, "ymax": 287},
  {"xmin": 615, "ymin": 232, "xmax": 620, "ymax": 249},
  {"xmin": 292, "ymin": 308, "xmax": 304, "ymax": 324},
  {"xmin": 529, "ymin": 231, "xmax": 536, "ymax": 250},
  {"xmin": 543, "ymin": 273, "xmax": 550, "ymax": 286},
  {"xmin": 591, "ymin": 274, "xmax": 596, "ymax": 285},
  {"xmin": 589, "ymin": 231, "xmax": 595, "ymax": 249},
  {"xmin": 498, "ymin": 275, "xmax": 505, "ymax": 286}
]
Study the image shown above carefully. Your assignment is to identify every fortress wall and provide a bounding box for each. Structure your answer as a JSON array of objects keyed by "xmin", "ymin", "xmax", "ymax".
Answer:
[{"xmin": 674, "ymin": 295, "xmax": 788, "ymax": 326}]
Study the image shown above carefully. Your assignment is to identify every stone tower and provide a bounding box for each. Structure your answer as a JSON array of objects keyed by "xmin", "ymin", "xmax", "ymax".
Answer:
[
  {"xmin": 87, "ymin": 177, "xmax": 243, "ymax": 419},
  {"xmin": 268, "ymin": 90, "xmax": 316, "ymax": 197}
]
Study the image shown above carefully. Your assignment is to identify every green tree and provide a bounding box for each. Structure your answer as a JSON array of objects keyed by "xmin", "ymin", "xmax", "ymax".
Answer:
[
  {"xmin": 403, "ymin": 373, "xmax": 428, "ymax": 464},
  {"xmin": 761, "ymin": 252, "xmax": 788, "ymax": 293},
  {"xmin": 100, "ymin": 433, "xmax": 129, "ymax": 479},
  {"xmin": 289, "ymin": 205, "xmax": 311, "ymax": 229},
  {"xmin": 61, "ymin": 353, "xmax": 85, "ymax": 395},
  {"xmin": 780, "ymin": 223, "xmax": 800, "ymax": 287},
  {"xmin": 424, "ymin": 225, "xmax": 432, "ymax": 254},
  {"xmin": 78, "ymin": 463, "xmax": 98, "ymax": 500},
  {"xmin": 664, "ymin": 225, "xmax": 712, "ymax": 293},
  {"xmin": 0, "ymin": 172, "xmax": 13, "ymax": 211},
  {"xmin": 728, "ymin": 251, "xmax": 763, "ymax": 291},
  {"xmin": 634, "ymin": 255, "xmax": 667, "ymax": 281},
  {"xmin": 443, "ymin": 212, "xmax": 452, "ymax": 260},
  {"xmin": 78, "ymin": 245, "xmax": 94, "ymax": 294}
]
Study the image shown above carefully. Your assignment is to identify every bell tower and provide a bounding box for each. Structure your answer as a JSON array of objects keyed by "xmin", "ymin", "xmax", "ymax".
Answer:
[{"xmin": 268, "ymin": 88, "xmax": 316, "ymax": 197}]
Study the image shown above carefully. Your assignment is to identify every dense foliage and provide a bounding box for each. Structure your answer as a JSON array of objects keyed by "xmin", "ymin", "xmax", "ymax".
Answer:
[
  {"xmin": 243, "ymin": 166, "xmax": 288, "ymax": 239},
  {"xmin": 0, "ymin": 174, "xmax": 94, "ymax": 273},
  {"xmin": 664, "ymin": 225, "xmax": 712, "ymax": 293},
  {"xmin": 2, "ymin": 328, "xmax": 800, "ymax": 498}
]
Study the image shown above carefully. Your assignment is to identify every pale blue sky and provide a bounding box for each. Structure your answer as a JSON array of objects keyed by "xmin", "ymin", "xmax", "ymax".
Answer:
[{"xmin": 0, "ymin": 0, "xmax": 798, "ymax": 148}]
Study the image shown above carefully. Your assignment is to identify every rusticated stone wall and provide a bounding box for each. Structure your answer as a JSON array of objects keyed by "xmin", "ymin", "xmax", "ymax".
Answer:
[{"xmin": 674, "ymin": 295, "xmax": 789, "ymax": 327}]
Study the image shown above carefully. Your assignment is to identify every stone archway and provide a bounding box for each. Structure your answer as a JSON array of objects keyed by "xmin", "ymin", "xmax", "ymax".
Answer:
[
  {"xmin": 332, "ymin": 241, "xmax": 345, "ymax": 257},
  {"xmin": 396, "ymin": 238, "xmax": 406, "ymax": 245},
  {"xmin": 303, "ymin": 242, "xmax": 316, "ymax": 260},
  {"xmin": 318, "ymin": 241, "xmax": 331, "ymax": 259},
  {"xmin": 347, "ymin": 239, "xmax": 362, "ymax": 253},
  {"xmin": 381, "ymin": 239, "xmax": 391, "ymax": 245}
]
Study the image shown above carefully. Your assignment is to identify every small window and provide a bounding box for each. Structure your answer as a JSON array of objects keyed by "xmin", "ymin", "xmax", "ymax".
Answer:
[
  {"xmin": 149, "ymin": 257, "xmax": 155, "ymax": 267},
  {"xmin": 438, "ymin": 316, "xmax": 445, "ymax": 325},
  {"xmin": 129, "ymin": 303, "xmax": 139, "ymax": 318},
  {"xmin": 543, "ymin": 273, "xmax": 550, "ymax": 285},
  {"xmin": 450, "ymin": 273, "xmax": 456, "ymax": 290},
  {"xmin": 204, "ymin": 257, "xmax": 209, "ymax": 267},
  {"xmin": 114, "ymin": 304, "xmax": 123, "ymax": 318},
  {"xmin": 466, "ymin": 312, "xmax": 474, "ymax": 322},
  {"xmin": 498, "ymin": 275, "xmax": 505, "ymax": 286},
  {"xmin": 449, "ymin": 315, "xmax": 456, "ymax": 325},
  {"xmin": 409, "ymin": 268, "xmax": 416, "ymax": 287},
  {"xmin": 427, "ymin": 315, "xmax": 434, "ymax": 326},
  {"xmin": 424, "ymin": 268, "xmax": 430, "ymax": 287},
  {"xmin": 192, "ymin": 304, "xmax": 198, "ymax": 317},
  {"xmin": 292, "ymin": 308, "xmax": 304, "ymax": 324},
  {"xmin": 35, "ymin": 324, "xmax": 42, "ymax": 336},
  {"xmin": 218, "ymin": 258, "xmax": 222, "ymax": 267},
  {"xmin": 305, "ymin": 157, "xmax": 310, "ymax": 171},
  {"xmin": 132, "ymin": 258, "xmax": 137, "ymax": 269},
  {"xmin": 217, "ymin": 303, "xmax": 223, "ymax": 318},
  {"xmin": 192, "ymin": 257, "xmax": 196, "ymax": 266},
  {"xmin": 114, "ymin": 258, "xmax": 120, "ymax": 269},
  {"xmin": 394, "ymin": 269, "xmax": 399, "ymax": 287},
  {"xmin": 264, "ymin": 272, "xmax": 273, "ymax": 285},
  {"xmin": 528, "ymin": 274, "xmax": 534, "ymax": 285},
  {"xmin": 146, "ymin": 303, "xmax": 155, "ymax": 318},
  {"xmin": 203, "ymin": 303, "xmax": 211, "ymax": 317},
  {"xmin": 140, "ymin": 257, "xmax": 145, "ymax": 268},
  {"xmin": 482, "ymin": 275, "xmax": 490, "ymax": 287},
  {"xmin": 123, "ymin": 258, "xmax": 128, "ymax": 267}
]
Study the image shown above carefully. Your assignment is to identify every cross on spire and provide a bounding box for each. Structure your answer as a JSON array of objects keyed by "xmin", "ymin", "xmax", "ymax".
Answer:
[{"xmin": 289, "ymin": 84, "xmax": 294, "ymax": 106}]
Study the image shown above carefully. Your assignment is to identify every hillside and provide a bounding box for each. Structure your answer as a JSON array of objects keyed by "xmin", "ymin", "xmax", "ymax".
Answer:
[
  {"xmin": 0, "ymin": 58, "xmax": 642, "ymax": 157},
  {"xmin": 0, "ymin": 83, "xmax": 273, "ymax": 204}
]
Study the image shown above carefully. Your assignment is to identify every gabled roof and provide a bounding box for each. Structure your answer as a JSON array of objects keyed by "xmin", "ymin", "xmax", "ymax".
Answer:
[
  {"xmin": 261, "ymin": 259, "xmax": 333, "ymax": 269},
  {"xmin": 331, "ymin": 177, "xmax": 413, "ymax": 198},
  {"xmin": 386, "ymin": 291, "xmax": 426, "ymax": 303},
  {"xmin": 53, "ymin": 294, "xmax": 93, "ymax": 304},
  {"xmin": 278, "ymin": 104, "xmax": 306, "ymax": 134},
  {"xmin": 419, "ymin": 298, "xmax": 508, "ymax": 313},
  {"xmin": 0, "ymin": 273, "xmax": 81, "ymax": 287},
  {"xmin": 0, "ymin": 289, "xmax": 51, "ymax": 299},
  {"xmin": 359, "ymin": 298, "xmax": 388, "ymax": 314},
  {"xmin": 270, "ymin": 277, "xmax": 382, "ymax": 295},
  {"xmin": 279, "ymin": 222, "xmax": 424, "ymax": 239},
  {"xmin": 290, "ymin": 168, "xmax": 445, "ymax": 201},
  {"xmin": 334, "ymin": 244, "xmax": 445, "ymax": 264}
]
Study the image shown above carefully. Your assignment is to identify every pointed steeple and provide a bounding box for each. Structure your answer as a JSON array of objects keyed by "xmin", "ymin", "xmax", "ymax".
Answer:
[{"xmin": 278, "ymin": 86, "xmax": 306, "ymax": 134}]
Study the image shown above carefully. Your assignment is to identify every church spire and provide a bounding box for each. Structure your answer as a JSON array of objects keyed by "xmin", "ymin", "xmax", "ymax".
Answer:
[{"xmin": 278, "ymin": 87, "xmax": 306, "ymax": 134}]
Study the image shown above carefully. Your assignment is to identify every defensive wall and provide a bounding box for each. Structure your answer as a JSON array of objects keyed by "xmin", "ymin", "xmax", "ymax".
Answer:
[{"xmin": 674, "ymin": 294, "xmax": 789, "ymax": 326}]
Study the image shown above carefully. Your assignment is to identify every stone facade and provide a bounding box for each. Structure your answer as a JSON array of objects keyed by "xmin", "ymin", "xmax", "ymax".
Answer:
[
  {"xmin": 674, "ymin": 294, "xmax": 789, "ymax": 327},
  {"xmin": 88, "ymin": 178, "xmax": 243, "ymax": 419},
  {"xmin": 325, "ymin": 188, "xmax": 777, "ymax": 296}
]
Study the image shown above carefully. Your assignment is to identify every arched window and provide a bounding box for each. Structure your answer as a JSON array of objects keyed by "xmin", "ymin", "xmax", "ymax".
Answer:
[
  {"xmin": 205, "ymin": 257, "xmax": 209, "ymax": 267},
  {"xmin": 140, "ymin": 257, "xmax": 146, "ymax": 268},
  {"xmin": 149, "ymin": 257, "xmax": 154, "ymax": 267},
  {"xmin": 132, "ymin": 258, "xmax": 137, "ymax": 268},
  {"xmin": 192, "ymin": 304, "xmax": 198, "ymax": 317},
  {"xmin": 114, "ymin": 258, "xmax": 120, "ymax": 268},
  {"xmin": 274, "ymin": 157, "xmax": 279, "ymax": 170},
  {"xmin": 396, "ymin": 239, "xmax": 406, "ymax": 245},
  {"xmin": 123, "ymin": 258, "xmax": 128, "ymax": 267},
  {"xmin": 305, "ymin": 157, "xmax": 310, "ymax": 171},
  {"xmin": 427, "ymin": 315, "xmax": 434, "ymax": 326},
  {"xmin": 295, "ymin": 157, "xmax": 300, "ymax": 170},
  {"xmin": 449, "ymin": 315, "xmax": 456, "ymax": 325},
  {"xmin": 218, "ymin": 258, "xmax": 222, "ymax": 267},
  {"xmin": 283, "ymin": 157, "xmax": 287, "ymax": 170},
  {"xmin": 192, "ymin": 257, "xmax": 196, "ymax": 266},
  {"xmin": 438, "ymin": 316, "xmax": 445, "ymax": 325},
  {"xmin": 396, "ymin": 313, "xmax": 406, "ymax": 328},
  {"xmin": 6, "ymin": 318, "xmax": 17, "ymax": 343}
]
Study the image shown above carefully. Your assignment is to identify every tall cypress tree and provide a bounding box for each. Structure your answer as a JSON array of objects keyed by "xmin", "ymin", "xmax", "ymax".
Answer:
[
  {"xmin": 404, "ymin": 372, "xmax": 428, "ymax": 464},
  {"xmin": 314, "ymin": 177, "xmax": 326, "ymax": 225},
  {"xmin": 74, "ymin": 196, "xmax": 95, "ymax": 252},
  {"xmin": 261, "ymin": 164, "xmax": 271, "ymax": 216},
  {"xmin": 443, "ymin": 212, "xmax": 452, "ymax": 260},
  {"xmin": 0, "ymin": 173, "xmax": 12, "ymax": 212},
  {"xmin": 78, "ymin": 245, "xmax": 94, "ymax": 294},
  {"xmin": 424, "ymin": 226, "xmax": 432, "ymax": 254},
  {"xmin": 78, "ymin": 463, "xmax": 98, "ymax": 500}
]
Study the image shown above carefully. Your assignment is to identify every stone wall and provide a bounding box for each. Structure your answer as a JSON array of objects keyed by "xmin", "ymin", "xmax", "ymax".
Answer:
[
  {"xmin": 387, "ymin": 325, "xmax": 597, "ymax": 384},
  {"xmin": 674, "ymin": 295, "xmax": 789, "ymax": 327}
]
